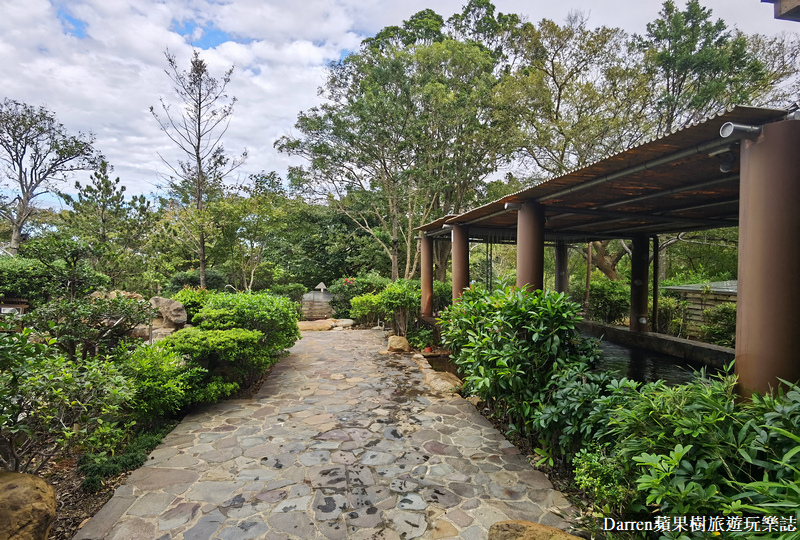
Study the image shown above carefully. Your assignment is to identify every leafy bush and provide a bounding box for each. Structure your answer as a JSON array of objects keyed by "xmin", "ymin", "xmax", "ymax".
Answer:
[
  {"xmin": 432, "ymin": 280, "xmax": 452, "ymax": 314},
  {"xmin": 24, "ymin": 296, "xmax": 158, "ymax": 360},
  {"xmin": 573, "ymin": 444, "xmax": 634, "ymax": 514},
  {"xmin": 406, "ymin": 326, "xmax": 434, "ymax": 350},
  {"xmin": 702, "ymin": 302, "xmax": 737, "ymax": 347},
  {"xmin": 171, "ymin": 286, "xmax": 214, "ymax": 320},
  {"xmin": 350, "ymin": 292, "xmax": 382, "ymax": 327},
  {"xmin": 192, "ymin": 292, "xmax": 300, "ymax": 355},
  {"xmin": 570, "ymin": 273, "xmax": 630, "ymax": 324},
  {"xmin": 0, "ymin": 327, "xmax": 134, "ymax": 473},
  {"xmin": 0, "ymin": 257, "xmax": 52, "ymax": 306},
  {"xmin": 164, "ymin": 268, "xmax": 227, "ymax": 295},
  {"xmin": 162, "ymin": 327, "xmax": 267, "ymax": 399},
  {"xmin": 377, "ymin": 279, "xmax": 420, "ymax": 336},
  {"xmin": 440, "ymin": 285, "xmax": 598, "ymax": 440},
  {"xmin": 328, "ymin": 273, "xmax": 391, "ymax": 318},
  {"xmin": 119, "ymin": 344, "xmax": 206, "ymax": 422},
  {"xmin": 650, "ymin": 295, "xmax": 687, "ymax": 336},
  {"xmin": 268, "ymin": 283, "xmax": 307, "ymax": 303}
]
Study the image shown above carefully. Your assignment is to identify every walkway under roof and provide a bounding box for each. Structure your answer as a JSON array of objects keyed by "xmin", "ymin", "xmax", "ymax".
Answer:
[{"xmin": 419, "ymin": 105, "xmax": 788, "ymax": 244}]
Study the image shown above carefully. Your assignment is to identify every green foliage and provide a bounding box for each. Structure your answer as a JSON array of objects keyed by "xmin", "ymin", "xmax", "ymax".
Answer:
[
  {"xmin": 406, "ymin": 326, "xmax": 434, "ymax": 350},
  {"xmin": 0, "ymin": 327, "xmax": 134, "ymax": 473},
  {"xmin": 193, "ymin": 292, "xmax": 301, "ymax": 355},
  {"xmin": 377, "ymin": 279, "xmax": 420, "ymax": 336},
  {"xmin": 79, "ymin": 422, "xmax": 175, "ymax": 493},
  {"xmin": 440, "ymin": 285, "xmax": 598, "ymax": 443},
  {"xmin": 20, "ymin": 237, "xmax": 111, "ymax": 300},
  {"xmin": 432, "ymin": 280, "xmax": 452, "ymax": 314},
  {"xmin": 573, "ymin": 444, "xmax": 633, "ymax": 514},
  {"xmin": 570, "ymin": 273, "xmax": 630, "ymax": 325},
  {"xmin": 119, "ymin": 344, "xmax": 206, "ymax": 422},
  {"xmin": 350, "ymin": 292, "xmax": 382, "ymax": 327},
  {"xmin": 268, "ymin": 283, "xmax": 307, "ymax": 303},
  {"xmin": 162, "ymin": 327, "xmax": 266, "ymax": 399},
  {"xmin": 171, "ymin": 286, "xmax": 214, "ymax": 320},
  {"xmin": 24, "ymin": 296, "xmax": 158, "ymax": 361},
  {"xmin": 651, "ymin": 295, "xmax": 688, "ymax": 337},
  {"xmin": 165, "ymin": 268, "xmax": 227, "ymax": 295},
  {"xmin": 328, "ymin": 273, "xmax": 391, "ymax": 318},
  {"xmin": 0, "ymin": 257, "xmax": 52, "ymax": 306},
  {"xmin": 701, "ymin": 301, "xmax": 736, "ymax": 347}
]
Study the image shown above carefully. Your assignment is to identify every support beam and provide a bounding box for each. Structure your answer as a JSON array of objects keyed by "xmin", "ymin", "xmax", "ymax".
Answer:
[
  {"xmin": 420, "ymin": 235, "xmax": 433, "ymax": 317},
  {"xmin": 451, "ymin": 225, "xmax": 470, "ymax": 300},
  {"xmin": 516, "ymin": 202, "xmax": 545, "ymax": 291},
  {"xmin": 555, "ymin": 239, "xmax": 569, "ymax": 293},
  {"xmin": 652, "ymin": 236, "xmax": 659, "ymax": 332},
  {"xmin": 736, "ymin": 119, "xmax": 800, "ymax": 396},
  {"xmin": 630, "ymin": 236, "xmax": 650, "ymax": 333}
]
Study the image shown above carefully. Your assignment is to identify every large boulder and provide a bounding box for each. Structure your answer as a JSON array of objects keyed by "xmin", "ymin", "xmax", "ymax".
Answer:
[
  {"xmin": 489, "ymin": 520, "xmax": 578, "ymax": 540},
  {"xmin": 387, "ymin": 335, "xmax": 411, "ymax": 353},
  {"xmin": 0, "ymin": 472, "xmax": 56, "ymax": 540},
  {"xmin": 148, "ymin": 296, "xmax": 188, "ymax": 327}
]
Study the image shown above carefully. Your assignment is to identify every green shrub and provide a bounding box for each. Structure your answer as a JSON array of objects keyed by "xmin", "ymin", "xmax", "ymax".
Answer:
[
  {"xmin": 0, "ymin": 257, "xmax": 52, "ymax": 306},
  {"xmin": 650, "ymin": 295, "xmax": 688, "ymax": 336},
  {"xmin": 171, "ymin": 286, "xmax": 214, "ymax": 320},
  {"xmin": 406, "ymin": 326, "xmax": 434, "ymax": 350},
  {"xmin": 573, "ymin": 444, "xmax": 634, "ymax": 515},
  {"xmin": 0, "ymin": 327, "xmax": 134, "ymax": 473},
  {"xmin": 440, "ymin": 286, "xmax": 598, "ymax": 441},
  {"xmin": 377, "ymin": 279, "xmax": 420, "ymax": 336},
  {"xmin": 432, "ymin": 280, "xmax": 452, "ymax": 314},
  {"xmin": 120, "ymin": 344, "xmax": 207, "ymax": 421},
  {"xmin": 24, "ymin": 296, "xmax": 158, "ymax": 360},
  {"xmin": 192, "ymin": 292, "xmax": 301, "ymax": 355},
  {"xmin": 328, "ymin": 273, "xmax": 391, "ymax": 318},
  {"xmin": 350, "ymin": 292, "xmax": 382, "ymax": 327},
  {"xmin": 701, "ymin": 302, "xmax": 736, "ymax": 347},
  {"xmin": 570, "ymin": 273, "xmax": 630, "ymax": 324},
  {"xmin": 162, "ymin": 327, "xmax": 267, "ymax": 398},
  {"xmin": 164, "ymin": 268, "xmax": 227, "ymax": 295},
  {"xmin": 268, "ymin": 283, "xmax": 307, "ymax": 303}
]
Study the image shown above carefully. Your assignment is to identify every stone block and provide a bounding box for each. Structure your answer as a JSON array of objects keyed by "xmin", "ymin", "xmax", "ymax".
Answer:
[{"xmin": 0, "ymin": 472, "xmax": 56, "ymax": 540}]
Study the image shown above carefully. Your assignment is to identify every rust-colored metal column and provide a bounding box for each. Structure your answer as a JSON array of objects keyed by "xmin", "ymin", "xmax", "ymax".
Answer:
[
  {"xmin": 451, "ymin": 225, "xmax": 470, "ymax": 300},
  {"xmin": 652, "ymin": 236, "xmax": 660, "ymax": 332},
  {"xmin": 630, "ymin": 236, "xmax": 649, "ymax": 333},
  {"xmin": 555, "ymin": 239, "xmax": 569, "ymax": 293},
  {"xmin": 516, "ymin": 202, "xmax": 545, "ymax": 291},
  {"xmin": 736, "ymin": 119, "xmax": 800, "ymax": 396},
  {"xmin": 420, "ymin": 235, "xmax": 433, "ymax": 317}
]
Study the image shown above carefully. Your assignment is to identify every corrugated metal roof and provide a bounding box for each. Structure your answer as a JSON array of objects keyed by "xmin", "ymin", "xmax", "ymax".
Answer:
[{"xmin": 419, "ymin": 105, "xmax": 789, "ymax": 242}]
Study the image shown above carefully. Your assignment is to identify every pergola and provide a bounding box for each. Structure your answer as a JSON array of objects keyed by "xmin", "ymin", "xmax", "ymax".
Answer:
[{"xmin": 417, "ymin": 106, "xmax": 800, "ymax": 396}]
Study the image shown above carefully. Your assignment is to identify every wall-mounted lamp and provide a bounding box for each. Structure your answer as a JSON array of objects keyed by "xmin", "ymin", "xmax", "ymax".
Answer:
[
  {"xmin": 720, "ymin": 122, "xmax": 762, "ymax": 140},
  {"xmin": 504, "ymin": 202, "xmax": 521, "ymax": 211},
  {"xmin": 719, "ymin": 151, "xmax": 737, "ymax": 173}
]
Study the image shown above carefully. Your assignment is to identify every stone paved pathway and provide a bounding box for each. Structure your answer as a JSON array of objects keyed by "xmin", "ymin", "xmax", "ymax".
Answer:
[{"xmin": 75, "ymin": 330, "xmax": 574, "ymax": 540}]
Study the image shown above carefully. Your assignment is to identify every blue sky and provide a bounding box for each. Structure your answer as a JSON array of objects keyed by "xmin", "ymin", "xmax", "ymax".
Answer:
[{"xmin": 0, "ymin": 0, "xmax": 796, "ymax": 202}]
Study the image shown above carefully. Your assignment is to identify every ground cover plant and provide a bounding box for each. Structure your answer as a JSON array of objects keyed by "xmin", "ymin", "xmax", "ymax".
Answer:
[{"xmin": 439, "ymin": 286, "xmax": 800, "ymax": 537}]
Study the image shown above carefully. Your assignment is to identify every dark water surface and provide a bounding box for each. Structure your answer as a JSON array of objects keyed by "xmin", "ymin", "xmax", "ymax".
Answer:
[{"xmin": 426, "ymin": 338, "xmax": 717, "ymax": 386}]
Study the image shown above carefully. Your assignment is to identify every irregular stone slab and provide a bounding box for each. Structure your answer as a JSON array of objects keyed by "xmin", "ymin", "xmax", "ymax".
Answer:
[
  {"xmin": 183, "ymin": 509, "xmax": 225, "ymax": 540},
  {"xmin": 488, "ymin": 520, "xmax": 579, "ymax": 539},
  {"xmin": 107, "ymin": 517, "xmax": 157, "ymax": 540},
  {"xmin": 185, "ymin": 481, "xmax": 245, "ymax": 504},
  {"xmin": 126, "ymin": 467, "xmax": 200, "ymax": 492},
  {"xmin": 269, "ymin": 511, "xmax": 317, "ymax": 538},
  {"xmin": 312, "ymin": 491, "xmax": 349, "ymax": 520},
  {"xmin": 346, "ymin": 506, "xmax": 382, "ymax": 528},
  {"xmin": 216, "ymin": 518, "xmax": 269, "ymax": 540},
  {"xmin": 387, "ymin": 510, "xmax": 427, "ymax": 539},
  {"xmin": 308, "ymin": 465, "xmax": 347, "ymax": 489},
  {"xmin": 158, "ymin": 502, "xmax": 201, "ymax": 530},
  {"xmin": 396, "ymin": 493, "xmax": 428, "ymax": 511},
  {"xmin": 422, "ymin": 487, "xmax": 461, "ymax": 508}
]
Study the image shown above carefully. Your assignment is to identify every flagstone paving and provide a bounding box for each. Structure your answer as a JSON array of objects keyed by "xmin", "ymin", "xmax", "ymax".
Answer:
[{"xmin": 75, "ymin": 330, "xmax": 575, "ymax": 540}]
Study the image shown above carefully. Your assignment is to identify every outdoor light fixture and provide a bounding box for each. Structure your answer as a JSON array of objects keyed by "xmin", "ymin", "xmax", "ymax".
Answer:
[
  {"xmin": 504, "ymin": 202, "xmax": 521, "ymax": 211},
  {"xmin": 720, "ymin": 122, "xmax": 762, "ymax": 139},
  {"xmin": 719, "ymin": 151, "xmax": 737, "ymax": 173}
]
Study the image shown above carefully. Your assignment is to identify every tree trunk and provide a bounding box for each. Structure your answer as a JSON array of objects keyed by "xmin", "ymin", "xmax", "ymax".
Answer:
[
  {"xmin": 8, "ymin": 223, "xmax": 22, "ymax": 256},
  {"xmin": 433, "ymin": 241, "xmax": 451, "ymax": 282},
  {"xmin": 198, "ymin": 230, "xmax": 207, "ymax": 288}
]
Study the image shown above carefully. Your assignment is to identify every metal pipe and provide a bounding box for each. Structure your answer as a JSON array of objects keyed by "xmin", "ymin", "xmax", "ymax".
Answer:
[{"xmin": 535, "ymin": 138, "xmax": 738, "ymax": 204}]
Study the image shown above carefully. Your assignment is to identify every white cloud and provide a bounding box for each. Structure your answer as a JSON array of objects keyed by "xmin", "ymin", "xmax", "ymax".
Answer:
[{"xmin": 0, "ymin": 0, "xmax": 795, "ymax": 200}]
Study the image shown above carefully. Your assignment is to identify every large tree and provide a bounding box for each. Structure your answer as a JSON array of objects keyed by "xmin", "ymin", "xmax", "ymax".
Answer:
[
  {"xmin": 151, "ymin": 50, "xmax": 246, "ymax": 287},
  {"xmin": 637, "ymin": 0, "xmax": 772, "ymax": 136},
  {"xmin": 0, "ymin": 99, "xmax": 98, "ymax": 254},
  {"xmin": 59, "ymin": 160, "xmax": 153, "ymax": 289}
]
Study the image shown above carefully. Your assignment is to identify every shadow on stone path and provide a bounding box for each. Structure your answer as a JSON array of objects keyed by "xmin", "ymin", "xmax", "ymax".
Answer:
[{"xmin": 75, "ymin": 330, "xmax": 574, "ymax": 540}]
